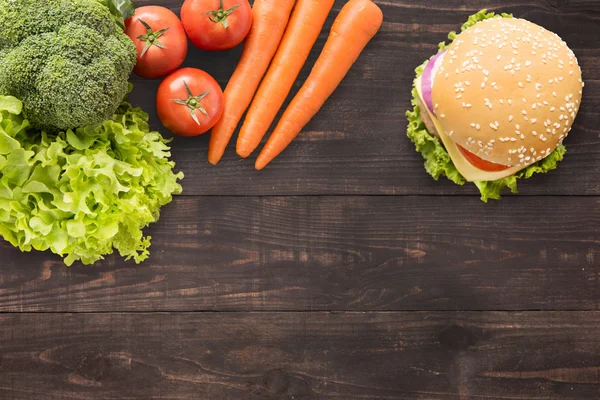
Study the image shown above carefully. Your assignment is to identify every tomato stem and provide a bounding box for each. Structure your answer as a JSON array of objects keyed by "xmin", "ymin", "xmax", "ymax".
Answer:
[
  {"xmin": 170, "ymin": 81, "xmax": 211, "ymax": 126},
  {"xmin": 204, "ymin": 0, "xmax": 241, "ymax": 29},
  {"xmin": 137, "ymin": 19, "xmax": 170, "ymax": 58}
]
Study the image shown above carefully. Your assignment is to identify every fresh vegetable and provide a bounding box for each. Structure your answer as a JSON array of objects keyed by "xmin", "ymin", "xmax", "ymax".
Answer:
[
  {"xmin": 236, "ymin": 0, "xmax": 335, "ymax": 159},
  {"xmin": 181, "ymin": 0, "xmax": 252, "ymax": 51},
  {"xmin": 0, "ymin": 0, "xmax": 137, "ymax": 132},
  {"xmin": 457, "ymin": 146, "xmax": 510, "ymax": 172},
  {"xmin": 0, "ymin": 95, "xmax": 183, "ymax": 266},
  {"xmin": 125, "ymin": 6, "xmax": 188, "ymax": 79},
  {"xmin": 255, "ymin": 0, "xmax": 383, "ymax": 170},
  {"xmin": 208, "ymin": 0, "xmax": 296, "ymax": 165},
  {"xmin": 406, "ymin": 9, "xmax": 567, "ymax": 202},
  {"xmin": 99, "ymin": 0, "xmax": 136, "ymax": 26},
  {"xmin": 157, "ymin": 68, "xmax": 224, "ymax": 136},
  {"xmin": 421, "ymin": 50, "xmax": 445, "ymax": 115}
]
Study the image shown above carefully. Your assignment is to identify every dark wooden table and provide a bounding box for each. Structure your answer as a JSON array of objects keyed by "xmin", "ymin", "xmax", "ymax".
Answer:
[{"xmin": 1, "ymin": 0, "xmax": 600, "ymax": 399}]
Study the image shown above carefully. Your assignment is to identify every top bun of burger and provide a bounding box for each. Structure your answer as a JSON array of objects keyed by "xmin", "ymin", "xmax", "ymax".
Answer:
[{"xmin": 432, "ymin": 18, "xmax": 583, "ymax": 167}]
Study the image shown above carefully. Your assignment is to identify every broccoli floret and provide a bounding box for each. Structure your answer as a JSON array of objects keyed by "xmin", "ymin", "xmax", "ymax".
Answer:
[{"xmin": 0, "ymin": 0, "xmax": 137, "ymax": 131}]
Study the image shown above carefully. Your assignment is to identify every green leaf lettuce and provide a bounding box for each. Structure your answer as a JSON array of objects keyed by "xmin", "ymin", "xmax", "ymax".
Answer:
[
  {"xmin": 406, "ymin": 10, "xmax": 566, "ymax": 202},
  {"xmin": 0, "ymin": 95, "xmax": 183, "ymax": 266}
]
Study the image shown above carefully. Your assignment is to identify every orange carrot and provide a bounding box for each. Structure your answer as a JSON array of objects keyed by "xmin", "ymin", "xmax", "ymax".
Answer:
[
  {"xmin": 208, "ymin": 0, "xmax": 296, "ymax": 165},
  {"xmin": 255, "ymin": 0, "xmax": 383, "ymax": 170},
  {"xmin": 236, "ymin": 0, "xmax": 335, "ymax": 159}
]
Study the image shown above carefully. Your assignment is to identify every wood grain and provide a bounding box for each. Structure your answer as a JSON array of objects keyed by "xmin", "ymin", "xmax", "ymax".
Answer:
[
  {"xmin": 127, "ymin": 0, "xmax": 600, "ymax": 196},
  {"xmin": 0, "ymin": 196, "xmax": 597, "ymax": 312},
  {"xmin": 2, "ymin": 311, "xmax": 600, "ymax": 399}
]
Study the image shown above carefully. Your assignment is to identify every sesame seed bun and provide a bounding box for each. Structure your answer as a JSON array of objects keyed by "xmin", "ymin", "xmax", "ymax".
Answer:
[{"xmin": 432, "ymin": 18, "xmax": 583, "ymax": 167}]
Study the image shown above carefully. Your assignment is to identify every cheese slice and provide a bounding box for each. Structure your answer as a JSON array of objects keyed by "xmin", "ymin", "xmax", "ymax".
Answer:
[{"xmin": 415, "ymin": 75, "xmax": 525, "ymax": 182}]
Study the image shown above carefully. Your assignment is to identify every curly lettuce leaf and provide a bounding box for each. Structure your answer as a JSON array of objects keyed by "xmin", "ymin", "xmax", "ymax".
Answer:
[
  {"xmin": 0, "ymin": 96, "xmax": 183, "ymax": 266},
  {"xmin": 406, "ymin": 10, "xmax": 566, "ymax": 202}
]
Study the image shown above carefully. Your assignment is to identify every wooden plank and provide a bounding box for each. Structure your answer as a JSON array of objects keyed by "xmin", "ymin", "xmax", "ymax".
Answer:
[
  {"xmin": 127, "ymin": 0, "xmax": 600, "ymax": 196},
  {"xmin": 0, "ymin": 196, "xmax": 598, "ymax": 312},
  {"xmin": 1, "ymin": 311, "xmax": 600, "ymax": 399}
]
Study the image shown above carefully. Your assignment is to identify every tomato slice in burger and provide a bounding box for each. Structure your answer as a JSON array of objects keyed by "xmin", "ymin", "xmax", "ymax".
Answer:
[{"xmin": 458, "ymin": 145, "xmax": 511, "ymax": 172}]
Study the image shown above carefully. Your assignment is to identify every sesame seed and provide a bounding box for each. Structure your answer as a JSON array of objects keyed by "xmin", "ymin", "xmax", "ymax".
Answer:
[
  {"xmin": 518, "ymin": 82, "xmax": 524, "ymax": 88},
  {"xmin": 509, "ymin": 115, "xmax": 514, "ymax": 121},
  {"xmin": 476, "ymin": 124, "xmax": 481, "ymax": 130},
  {"xmin": 532, "ymin": 104, "xmax": 537, "ymax": 109}
]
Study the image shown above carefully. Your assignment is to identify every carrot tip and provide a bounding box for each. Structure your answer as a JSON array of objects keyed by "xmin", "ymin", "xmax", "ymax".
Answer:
[
  {"xmin": 255, "ymin": 159, "xmax": 267, "ymax": 171},
  {"xmin": 236, "ymin": 149, "xmax": 251, "ymax": 159}
]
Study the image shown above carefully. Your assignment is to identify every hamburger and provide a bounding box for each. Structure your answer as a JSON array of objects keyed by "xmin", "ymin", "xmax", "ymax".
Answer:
[{"xmin": 407, "ymin": 10, "xmax": 584, "ymax": 201}]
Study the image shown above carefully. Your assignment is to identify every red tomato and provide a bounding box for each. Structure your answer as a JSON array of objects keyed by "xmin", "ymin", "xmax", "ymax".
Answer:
[
  {"xmin": 181, "ymin": 0, "xmax": 252, "ymax": 51},
  {"xmin": 125, "ymin": 6, "xmax": 188, "ymax": 79},
  {"xmin": 458, "ymin": 145, "xmax": 511, "ymax": 172},
  {"xmin": 157, "ymin": 68, "xmax": 224, "ymax": 136}
]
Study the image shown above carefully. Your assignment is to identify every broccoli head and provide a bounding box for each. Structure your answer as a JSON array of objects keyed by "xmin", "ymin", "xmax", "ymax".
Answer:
[{"xmin": 0, "ymin": 0, "xmax": 137, "ymax": 131}]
